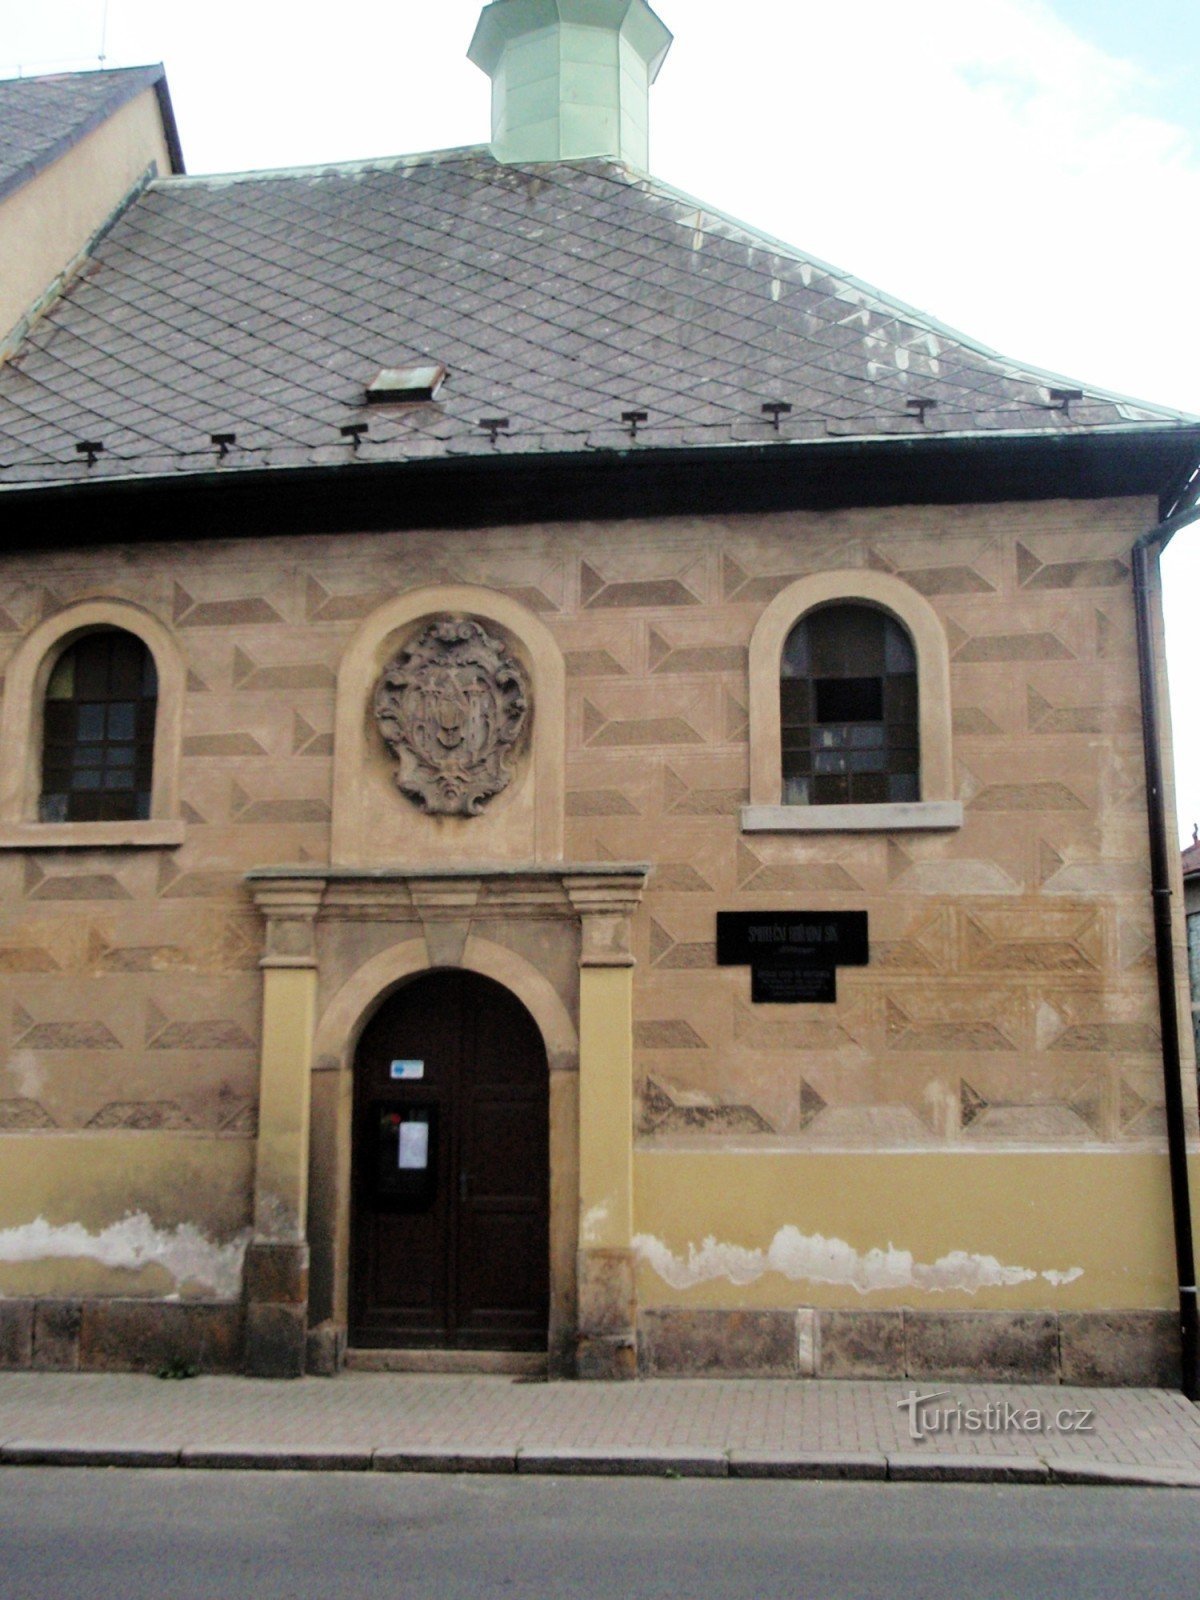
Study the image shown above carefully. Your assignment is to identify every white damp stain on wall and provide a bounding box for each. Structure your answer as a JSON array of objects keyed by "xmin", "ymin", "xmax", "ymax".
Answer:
[
  {"xmin": 0, "ymin": 1214, "xmax": 250, "ymax": 1300},
  {"xmin": 580, "ymin": 1200, "xmax": 610, "ymax": 1246},
  {"xmin": 1042, "ymin": 1268, "xmax": 1085, "ymax": 1287},
  {"xmin": 632, "ymin": 1226, "xmax": 1083, "ymax": 1296}
]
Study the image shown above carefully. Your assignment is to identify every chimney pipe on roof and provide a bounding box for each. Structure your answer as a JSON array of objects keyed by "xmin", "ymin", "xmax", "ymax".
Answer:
[{"xmin": 468, "ymin": 0, "xmax": 673, "ymax": 170}]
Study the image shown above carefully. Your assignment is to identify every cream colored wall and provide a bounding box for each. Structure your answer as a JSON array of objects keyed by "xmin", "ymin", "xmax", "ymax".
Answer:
[
  {"xmin": 0, "ymin": 493, "xmax": 1189, "ymax": 1317},
  {"xmin": 0, "ymin": 1135, "xmax": 252, "ymax": 1299},
  {"xmin": 633, "ymin": 1149, "xmax": 1200, "ymax": 1312},
  {"xmin": 0, "ymin": 88, "xmax": 172, "ymax": 347}
]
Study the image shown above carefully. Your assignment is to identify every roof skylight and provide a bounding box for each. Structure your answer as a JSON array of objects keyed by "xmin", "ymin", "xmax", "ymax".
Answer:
[{"xmin": 366, "ymin": 364, "xmax": 447, "ymax": 404}]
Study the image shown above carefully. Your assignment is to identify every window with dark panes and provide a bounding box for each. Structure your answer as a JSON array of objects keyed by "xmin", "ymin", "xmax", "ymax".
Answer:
[
  {"xmin": 40, "ymin": 631, "xmax": 157, "ymax": 822},
  {"xmin": 780, "ymin": 604, "xmax": 918, "ymax": 805}
]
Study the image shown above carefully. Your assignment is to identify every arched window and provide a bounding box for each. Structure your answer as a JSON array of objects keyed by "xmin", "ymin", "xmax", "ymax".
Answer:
[
  {"xmin": 780, "ymin": 604, "xmax": 918, "ymax": 806},
  {"xmin": 744, "ymin": 569, "xmax": 960, "ymax": 832},
  {"xmin": 39, "ymin": 630, "xmax": 158, "ymax": 823}
]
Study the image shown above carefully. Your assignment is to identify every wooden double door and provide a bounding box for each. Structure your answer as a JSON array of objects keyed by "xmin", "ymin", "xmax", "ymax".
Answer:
[{"xmin": 349, "ymin": 970, "xmax": 550, "ymax": 1350}]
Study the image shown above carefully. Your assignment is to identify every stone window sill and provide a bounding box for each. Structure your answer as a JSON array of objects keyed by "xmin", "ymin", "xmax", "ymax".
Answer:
[
  {"xmin": 741, "ymin": 801, "xmax": 963, "ymax": 834},
  {"xmin": 0, "ymin": 820, "xmax": 185, "ymax": 849}
]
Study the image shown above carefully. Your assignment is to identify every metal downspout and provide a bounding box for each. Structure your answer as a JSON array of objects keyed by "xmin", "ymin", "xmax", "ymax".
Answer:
[{"xmin": 1132, "ymin": 500, "xmax": 1200, "ymax": 1400}]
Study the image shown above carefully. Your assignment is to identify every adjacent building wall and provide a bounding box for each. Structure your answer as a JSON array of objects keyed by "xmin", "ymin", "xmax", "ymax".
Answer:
[{"xmin": 0, "ymin": 88, "xmax": 173, "ymax": 348}]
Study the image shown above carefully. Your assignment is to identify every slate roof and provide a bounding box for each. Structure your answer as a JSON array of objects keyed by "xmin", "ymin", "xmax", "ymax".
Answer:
[
  {"xmin": 1184, "ymin": 832, "xmax": 1200, "ymax": 881},
  {"xmin": 0, "ymin": 143, "xmax": 1195, "ymax": 490},
  {"xmin": 0, "ymin": 65, "xmax": 179, "ymax": 207}
]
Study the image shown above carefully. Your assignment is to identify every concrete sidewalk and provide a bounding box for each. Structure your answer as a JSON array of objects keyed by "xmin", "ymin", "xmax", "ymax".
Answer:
[{"xmin": 1, "ymin": 1371, "xmax": 1199, "ymax": 1486}]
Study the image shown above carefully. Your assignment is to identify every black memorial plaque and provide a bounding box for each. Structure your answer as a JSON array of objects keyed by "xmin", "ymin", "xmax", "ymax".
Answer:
[
  {"xmin": 751, "ymin": 963, "xmax": 837, "ymax": 1004},
  {"xmin": 717, "ymin": 911, "xmax": 868, "ymax": 968}
]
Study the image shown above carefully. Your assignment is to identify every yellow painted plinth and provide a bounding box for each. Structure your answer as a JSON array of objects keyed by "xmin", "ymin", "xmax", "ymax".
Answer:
[
  {"xmin": 0, "ymin": 1134, "xmax": 253, "ymax": 1299},
  {"xmin": 634, "ymin": 1150, "xmax": 1200, "ymax": 1311}
]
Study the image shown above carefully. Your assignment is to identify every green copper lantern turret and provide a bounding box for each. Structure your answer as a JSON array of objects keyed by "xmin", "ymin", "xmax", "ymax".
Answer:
[{"xmin": 469, "ymin": 0, "xmax": 673, "ymax": 169}]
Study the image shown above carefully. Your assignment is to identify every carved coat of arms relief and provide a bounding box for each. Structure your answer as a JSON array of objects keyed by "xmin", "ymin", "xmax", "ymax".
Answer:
[{"xmin": 373, "ymin": 616, "xmax": 529, "ymax": 816}]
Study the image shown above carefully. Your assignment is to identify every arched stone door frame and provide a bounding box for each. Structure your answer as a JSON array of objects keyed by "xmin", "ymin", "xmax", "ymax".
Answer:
[{"xmin": 244, "ymin": 864, "xmax": 647, "ymax": 1379}]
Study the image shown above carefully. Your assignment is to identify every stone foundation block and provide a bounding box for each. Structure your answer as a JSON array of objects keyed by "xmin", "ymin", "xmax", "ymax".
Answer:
[
  {"xmin": 244, "ymin": 1302, "xmax": 307, "ymax": 1379},
  {"xmin": 78, "ymin": 1300, "xmax": 241, "ymax": 1374},
  {"xmin": 576, "ymin": 1248, "xmax": 635, "ymax": 1339},
  {"xmin": 0, "ymin": 1299, "xmax": 33, "ymax": 1369},
  {"xmin": 244, "ymin": 1241, "xmax": 310, "ymax": 1307},
  {"xmin": 638, "ymin": 1309, "xmax": 798, "ymax": 1377},
  {"xmin": 1059, "ymin": 1310, "xmax": 1181, "ymax": 1388},
  {"xmin": 575, "ymin": 1333, "xmax": 636, "ymax": 1380},
  {"xmin": 905, "ymin": 1311, "xmax": 1058, "ymax": 1382},
  {"xmin": 817, "ymin": 1310, "xmax": 905, "ymax": 1378},
  {"xmin": 32, "ymin": 1300, "xmax": 82, "ymax": 1371},
  {"xmin": 305, "ymin": 1318, "xmax": 347, "ymax": 1377},
  {"xmin": 548, "ymin": 1322, "xmax": 576, "ymax": 1381},
  {"xmin": 795, "ymin": 1308, "xmax": 817, "ymax": 1376}
]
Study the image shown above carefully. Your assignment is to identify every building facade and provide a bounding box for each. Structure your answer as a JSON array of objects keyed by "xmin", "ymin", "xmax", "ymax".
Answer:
[{"xmin": 0, "ymin": 1, "xmax": 1198, "ymax": 1386}]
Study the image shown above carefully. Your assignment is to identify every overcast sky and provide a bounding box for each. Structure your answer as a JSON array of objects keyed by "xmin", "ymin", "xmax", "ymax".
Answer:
[{"xmin": 3, "ymin": 0, "xmax": 1199, "ymax": 841}]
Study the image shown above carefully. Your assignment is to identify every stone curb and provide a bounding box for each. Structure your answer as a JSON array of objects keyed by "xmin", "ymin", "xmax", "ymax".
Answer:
[
  {"xmin": 0, "ymin": 1441, "xmax": 181, "ymax": 1468},
  {"xmin": 516, "ymin": 1446, "xmax": 728, "ymax": 1477},
  {"xmin": 0, "ymin": 1440, "xmax": 1199, "ymax": 1486},
  {"xmin": 729, "ymin": 1449, "xmax": 887, "ymax": 1480},
  {"xmin": 374, "ymin": 1446, "xmax": 517, "ymax": 1474},
  {"xmin": 1043, "ymin": 1458, "xmax": 1200, "ymax": 1489},
  {"xmin": 179, "ymin": 1447, "xmax": 373, "ymax": 1471},
  {"xmin": 886, "ymin": 1453, "xmax": 1049, "ymax": 1483}
]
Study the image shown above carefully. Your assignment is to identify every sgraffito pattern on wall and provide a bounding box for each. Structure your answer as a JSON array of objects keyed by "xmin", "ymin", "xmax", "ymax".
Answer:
[{"xmin": 0, "ymin": 504, "xmax": 1172, "ymax": 1153}]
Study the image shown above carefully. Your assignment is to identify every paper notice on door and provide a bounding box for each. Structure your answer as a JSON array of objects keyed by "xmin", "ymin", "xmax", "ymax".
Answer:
[{"xmin": 398, "ymin": 1119, "xmax": 430, "ymax": 1170}]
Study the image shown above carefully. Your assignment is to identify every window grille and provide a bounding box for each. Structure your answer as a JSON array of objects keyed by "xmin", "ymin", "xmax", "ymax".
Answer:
[
  {"xmin": 40, "ymin": 630, "xmax": 157, "ymax": 822},
  {"xmin": 780, "ymin": 604, "xmax": 918, "ymax": 805}
]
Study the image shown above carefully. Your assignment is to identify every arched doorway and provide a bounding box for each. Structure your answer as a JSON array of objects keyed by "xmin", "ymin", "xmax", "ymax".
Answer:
[{"xmin": 349, "ymin": 969, "xmax": 550, "ymax": 1351}]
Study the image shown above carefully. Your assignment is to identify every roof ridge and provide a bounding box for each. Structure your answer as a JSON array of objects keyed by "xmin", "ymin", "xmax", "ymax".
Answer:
[{"xmin": 155, "ymin": 144, "xmax": 493, "ymax": 188}]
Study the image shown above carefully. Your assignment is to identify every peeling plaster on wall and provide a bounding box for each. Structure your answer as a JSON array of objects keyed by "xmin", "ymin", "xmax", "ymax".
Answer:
[
  {"xmin": 580, "ymin": 1200, "xmax": 610, "ymax": 1246},
  {"xmin": 5, "ymin": 1050, "xmax": 45, "ymax": 1099},
  {"xmin": 255, "ymin": 1192, "xmax": 302, "ymax": 1243},
  {"xmin": 0, "ymin": 1214, "xmax": 250, "ymax": 1299},
  {"xmin": 1042, "ymin": 1268, "xmax": 1085, "ymax": 1287},
  {"xmin": 632, "ymin": 1226, "xmax": 1084, "ymax": 1297},
  {"xmin": 922, "ymin": 1079, "xmax": 957, "ymax": 1137}
]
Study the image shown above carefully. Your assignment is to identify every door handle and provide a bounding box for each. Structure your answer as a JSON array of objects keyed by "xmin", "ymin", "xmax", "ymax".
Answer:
[{"xmin": 459, "ymin": 1169, "xmax": 469, "ymax": 1202}]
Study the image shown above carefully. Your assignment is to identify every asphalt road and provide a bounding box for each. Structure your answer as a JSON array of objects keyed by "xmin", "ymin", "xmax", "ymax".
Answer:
[{"xmin": 0, "ymin": 1470, "xmax": 1195, "ymax": 1600}]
